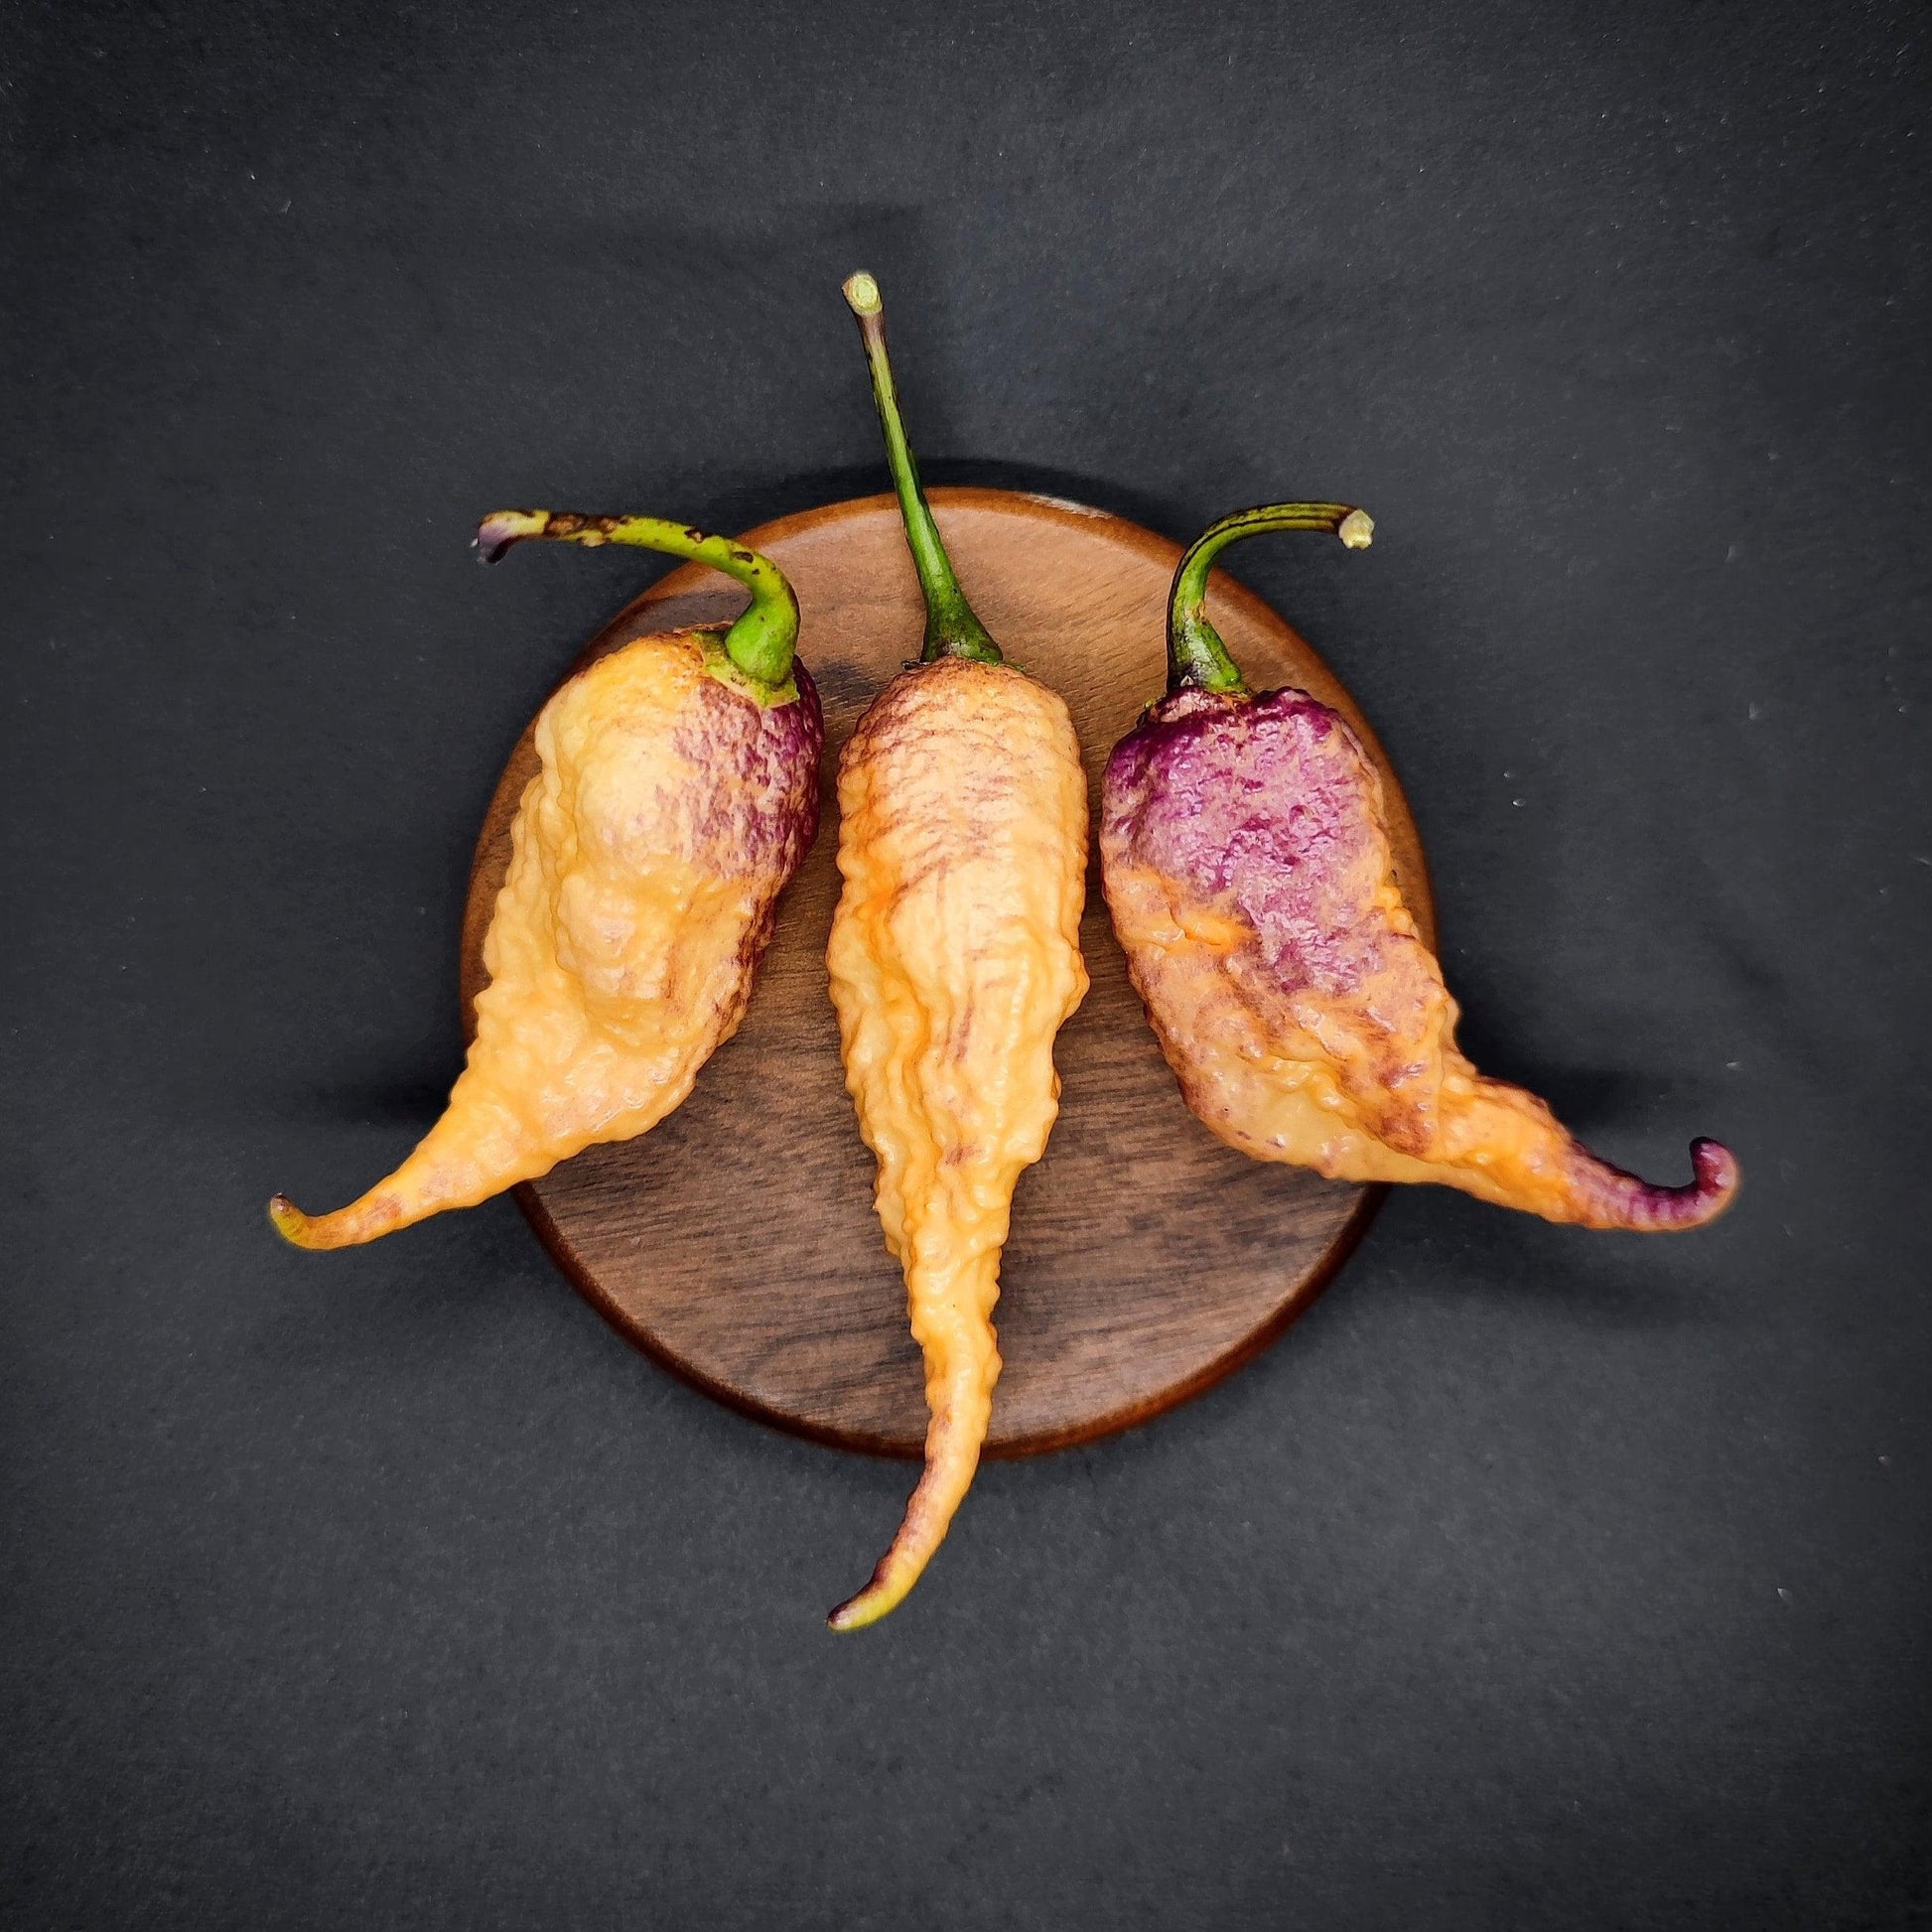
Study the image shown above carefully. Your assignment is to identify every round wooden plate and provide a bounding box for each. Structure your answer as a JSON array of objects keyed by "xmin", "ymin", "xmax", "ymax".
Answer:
[{"xmin": 461, "ymin": 488, "xmax": 1435, "ymax": 1458}]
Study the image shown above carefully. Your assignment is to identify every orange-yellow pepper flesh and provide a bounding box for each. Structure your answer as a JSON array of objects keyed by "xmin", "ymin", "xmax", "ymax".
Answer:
[
  {"xmin": 825, "ymin": 657, "xmax": 1089, "ymax": 1629},
  {"xmin": 1102, "ymin": 688, "xmax": 1736, "ymax": 1229},
  {"xmin": 271, "ymin": 629, "xmax": 821, "ymax": 1247},
  {"xmin": 1105, "ymin": 859, "xmax": 1654, "ymax": 1215}
]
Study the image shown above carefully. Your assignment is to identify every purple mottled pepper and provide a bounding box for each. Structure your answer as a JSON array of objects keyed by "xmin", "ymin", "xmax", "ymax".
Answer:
[
  {"xmin": 1100, "ymin": 503, "xmax": 1737, "ymax": 1230},
  {"xmin": 270, "ymin": 511, "xmax": 823, "ymax": 1249}
]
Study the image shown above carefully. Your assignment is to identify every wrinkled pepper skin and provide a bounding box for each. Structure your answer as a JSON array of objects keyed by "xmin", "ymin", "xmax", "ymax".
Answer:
[
  {"xmin": 1102, "ymin": 681, "xmax": 1736, "ymax": 1229},
  {"xmin": 826, "ymin": 656, "xmax": 1089, "ymax": 1622},
  {"xmin": 825, "ymin": 271, "xmax": 1089, "ymax": 1629},
  {"xmin": 827, "ymin": 656, "xmax": 1089, "ymax": 1626},
  {"xmin": 272, "ymin": 602, "xmax": 822, "ymax": 1248}
]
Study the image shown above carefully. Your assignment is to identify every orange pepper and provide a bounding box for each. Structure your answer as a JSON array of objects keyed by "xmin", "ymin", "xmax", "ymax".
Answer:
[
  {"xmin": 825, "ymin": 277, "xmax": 1089, "ymax": 1628},
  {"xmin": 271, "ymin": 514, "xmax": 822, "ymax": 1249}
]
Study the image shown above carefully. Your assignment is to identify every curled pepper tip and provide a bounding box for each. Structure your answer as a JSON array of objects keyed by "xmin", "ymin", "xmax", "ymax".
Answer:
[
  {"xmin": 1686, "ymin": 1137, "xmax": 1740, "ymax": 1215},
  {"xmin": 1592, "ymin": 1136, "xmax": 1738, "ymax": 1232},
  {"xmin": 1338, "ymin": 508, "xmax": 1375, "ymax": 549},
  {"xmin": 843, "ymin": 270, "xmax": 882, "ymax": 317},
  {"xmin": 266, "ymin": 1194, "xmax": 322, "ymax": 1248},
  {"xmin": 475, "ymin": 509, "xmax": 549, "ymax": 565},
  {"xmin": 1587, "ymin": 1137, "xmax": 1739, "ymax": 1231}
]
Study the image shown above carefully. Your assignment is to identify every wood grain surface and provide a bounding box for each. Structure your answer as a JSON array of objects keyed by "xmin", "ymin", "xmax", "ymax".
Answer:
[{"xmin": 460, "ymin": 488, "xmax": 1435, "ymax": 1458}]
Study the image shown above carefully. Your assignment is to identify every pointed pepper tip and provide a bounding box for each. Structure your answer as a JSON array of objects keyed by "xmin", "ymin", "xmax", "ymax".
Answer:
[{"xmin": 826, "ymin": 1589, "xmax": 891, "ymax": 1633}]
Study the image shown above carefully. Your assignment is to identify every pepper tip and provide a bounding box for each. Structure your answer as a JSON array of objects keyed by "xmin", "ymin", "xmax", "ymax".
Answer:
[
  {"xmin": 267, "ymin": 1194, "xmax": 319, "ymax": 1248},
  {"xmin": 843, "ymin": 270, "xmax": 882, "ymax": 318},
  {"xmin": 826, "ymin": 1590, "xmax": 889, "ymax": 1633},
  {"xmin": 1688, "ymin": 1137, "xmax": 1740, "ymax": 1214}
]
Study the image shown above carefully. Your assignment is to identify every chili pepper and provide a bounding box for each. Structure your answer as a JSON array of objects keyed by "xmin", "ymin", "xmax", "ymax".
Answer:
[
  {"xmin": 1100, "ymin": 503, "xmax": 1738, "ymax": 1229},
  {"xmin": 825, "ymin": 274, "xmax": 1089, "ymax": 1629},
  {"xmin": 269, "ymin": 514, "xmax": 823, "ymax": 1249}
]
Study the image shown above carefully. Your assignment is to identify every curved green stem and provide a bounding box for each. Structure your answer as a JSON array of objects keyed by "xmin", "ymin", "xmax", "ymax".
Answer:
[
  {"xmin": 1168, "ymin": 502, "xmax": 1374, "ymax": 696},
  {"xmin": 842, "ymin": 273, "xmax": 1002, "ymax": 665},
  {"xmin": 476, "ymin": 510, "xmax": 802, "ymax": 692}
]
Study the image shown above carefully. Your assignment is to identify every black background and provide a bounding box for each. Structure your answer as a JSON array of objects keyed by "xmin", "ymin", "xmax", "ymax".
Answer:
[{"xmin": 5, "ymin": 2, "xmax": 1928, "ymax": 1925}]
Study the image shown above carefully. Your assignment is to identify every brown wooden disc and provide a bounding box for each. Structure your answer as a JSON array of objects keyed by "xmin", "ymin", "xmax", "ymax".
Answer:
[{"xmin": 461, "ymin": 488, "xmax": 1435, "ymax": 1458}]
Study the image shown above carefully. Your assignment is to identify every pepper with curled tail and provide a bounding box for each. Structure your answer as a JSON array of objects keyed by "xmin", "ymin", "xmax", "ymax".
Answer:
[
  {"xmin": 1100, "ymin": 503, "xmax": 1738, "ymax": 1230},
  {"xmin": 270, "ymin": 513, "xmax": 823, "ymax": 1249}
]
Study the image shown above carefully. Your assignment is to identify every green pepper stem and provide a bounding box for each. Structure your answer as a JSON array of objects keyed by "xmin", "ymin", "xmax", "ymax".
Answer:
[
  {"xmin": 476, "ymin": 510, "xmax": 802, "ymax": 691},
  {"xmin": 1167, "ymin": 502, "xmax": 1374, "ymax": 696},
  {"xmin": 842, "ymin": 272, "xmax": 1002, "ymax": 665}
]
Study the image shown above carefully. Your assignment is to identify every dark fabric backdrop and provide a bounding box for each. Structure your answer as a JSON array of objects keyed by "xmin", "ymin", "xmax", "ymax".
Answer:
[{"xmin": 4, "ymin": 2, "xmax": 1927, "ymax": 1925}]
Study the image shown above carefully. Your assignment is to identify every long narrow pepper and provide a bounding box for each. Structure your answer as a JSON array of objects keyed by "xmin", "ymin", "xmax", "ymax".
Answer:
[
  {"xmin": 1100, "ymin": 503, "xmax": 1738, "ymax": 1230},
  {"xmin": 269, "ymin": 512, "xmax": 822, "ymax": 1249},
  {"xmin": 825, "ymin": 273, "xmax": 1090, "ymax": 1628}
]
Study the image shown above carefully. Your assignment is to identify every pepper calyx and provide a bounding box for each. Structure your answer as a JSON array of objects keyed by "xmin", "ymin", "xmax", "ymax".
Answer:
[{"xmin": 699, "ymin": 630, "xmax": 799, "ymax": 708}]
